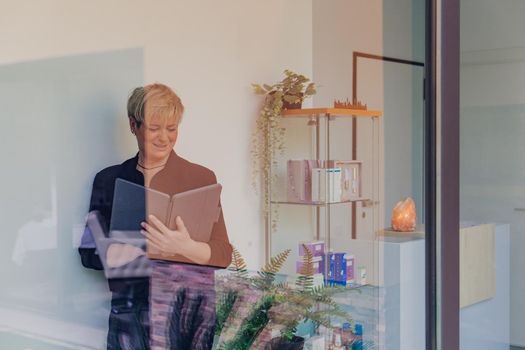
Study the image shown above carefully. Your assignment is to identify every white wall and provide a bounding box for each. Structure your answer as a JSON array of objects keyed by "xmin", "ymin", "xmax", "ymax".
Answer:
[
  {"xmin": 312, "ymin": 0, "xmax": 384, "ymax": 242},
  {"xmin": 0, "ymin": 0, "xmax": 313, "ymax": 269},
  {"xmin": 460, "ymin": 0, "xmax": 525, "ymax": 346},
  {"xmin": 0, "ymin": 1, "xmax": 313, "ymax": 347}
]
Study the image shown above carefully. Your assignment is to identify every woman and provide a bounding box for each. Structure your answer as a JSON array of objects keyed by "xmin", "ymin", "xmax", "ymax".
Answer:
[{"xmin": 79, "ymin": 83, "xmax": 232, "ymax": 349}]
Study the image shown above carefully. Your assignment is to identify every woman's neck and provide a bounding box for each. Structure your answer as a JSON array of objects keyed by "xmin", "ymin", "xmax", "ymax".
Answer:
[{"xmin": 137, "ymin": 152, "xmax": 170, "ymax": 169}]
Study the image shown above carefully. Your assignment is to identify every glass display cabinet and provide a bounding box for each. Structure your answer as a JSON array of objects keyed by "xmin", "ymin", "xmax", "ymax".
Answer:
[
  {"xmin": 266, "ymin": 107, "xmax": 383, "ymax": 275},
  {"xmin": 263, "ymin": 107, "xmax": 384, "ymax": 348}
]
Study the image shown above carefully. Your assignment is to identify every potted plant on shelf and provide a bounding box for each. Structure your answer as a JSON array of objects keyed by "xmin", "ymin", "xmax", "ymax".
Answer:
[
  {"xmin": 251, "ymin": 70, "xmax": 317, "ymax": 231},
  {"xmin": 215, "ymin": 245, "xmax": 351, "ymax": 350}
]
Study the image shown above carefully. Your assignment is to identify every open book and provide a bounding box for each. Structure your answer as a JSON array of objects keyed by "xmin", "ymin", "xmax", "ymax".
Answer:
[
  {"xmin": 111, "ymin": 178, "xmax": 222, "ymax": 243},
  {"xmin": 86, "ymin": 179, "xmax": 223, "ymax": 278}
]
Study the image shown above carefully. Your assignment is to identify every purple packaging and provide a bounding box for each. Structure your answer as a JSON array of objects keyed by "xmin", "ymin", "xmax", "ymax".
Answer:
[
  {"xmin": 298, "ymin": 240, "xmax": 325, "ymax": 257},
  {"xmin": 287, "ymin": 160, "xmax": 322, "ymax": 202}
]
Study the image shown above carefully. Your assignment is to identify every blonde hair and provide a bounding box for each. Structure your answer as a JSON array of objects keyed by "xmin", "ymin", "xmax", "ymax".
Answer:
[{"xmin": 127, "ymin": 83, "xmax": 184, "ymax": 126}]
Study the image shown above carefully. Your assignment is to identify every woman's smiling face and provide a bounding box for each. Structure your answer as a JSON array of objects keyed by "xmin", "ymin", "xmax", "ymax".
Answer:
[{"xmin": 132, "ymin": 112, "xmax": 179, "ymax": 163}]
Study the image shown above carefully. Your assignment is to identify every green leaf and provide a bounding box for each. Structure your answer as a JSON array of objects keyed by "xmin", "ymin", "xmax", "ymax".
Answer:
[
  {"xmin": 263, "ymin": 84, "xmax": 273, "ymax": 91},
  {"xmin": 283, "ymin": 95, "xmax": 300, "ymax": 103},
  {"xmin": 273, "ymin": 91, "xmax": 283, "ymax": 99},
  {"xmin": 252, "ymin": 84, "xmax": 266, "ymax": 95},
  {"xmin": 304, "ymin": 83, "xmax": 316, "ymax": 96},
  {"xmin": 288, "ymin": 86, "xmax": 303, "ymax": 95}
]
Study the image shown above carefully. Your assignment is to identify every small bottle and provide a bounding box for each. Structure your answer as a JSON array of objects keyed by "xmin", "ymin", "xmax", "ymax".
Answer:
[
  {"xmin": 341, "ymin": 322, "xmax": 354, "ymax": 346},
  {"xmin": 352, "ymin": 324, "xmax": 363, "ymax": 350},
  {"xmin": 332, "ymin": 333, "xmax": 344, "ymax": 350},
  {"xmin": 358, "ymin": 266, "xmax": 367, "ymax": 285},
  {"xmin": 327, "ymin": 327, "xmax": 334, "ymax": 348},
  {"xmin": 332, "ymin": 323, "xmax": 342, "ymax": 343},
  {"xmin": 317, "ymin": 325, "xmax": 328, "ymax": 348}
]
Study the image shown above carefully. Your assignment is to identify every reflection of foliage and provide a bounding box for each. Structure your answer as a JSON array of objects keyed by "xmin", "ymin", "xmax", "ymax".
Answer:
[
  {"xmin": 215, "ymin": 245, "xmax": 352, "ymax": 348},
  {"xmin": 271, "ymin": 246, "xmax": 352, "ymax": 342},
  {"xmin": 215, "ymin": 290, "xmax": 237, "ymax": 336},
  {"xmin": 217, "ymin": 247, "xmax": 249, "ymax": 337},
  {"xmin": 167, "ymin": 290, "xmax": 183, "ymax": 349},
  {"xmin": 218, "ymin": 295, "xmax": 274, "ymax": 350},
  {"xmin": 127, "ymin": 309, "xmax": 149, "ymax": 349},
  {"xmin": 251, "ymin": 70, "xmax": 317, "ymax": 232}
]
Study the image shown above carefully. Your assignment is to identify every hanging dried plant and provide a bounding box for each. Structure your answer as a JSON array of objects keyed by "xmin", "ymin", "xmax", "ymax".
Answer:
[{"xmin": 251, "ymin": 70, "xmax": 316, "ymax": 231}]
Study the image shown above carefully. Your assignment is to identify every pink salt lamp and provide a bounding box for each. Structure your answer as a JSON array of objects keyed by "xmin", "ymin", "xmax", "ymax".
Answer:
[{"xmin": 391, "ymin": 197, "xmax": 417, "ymax": 232}]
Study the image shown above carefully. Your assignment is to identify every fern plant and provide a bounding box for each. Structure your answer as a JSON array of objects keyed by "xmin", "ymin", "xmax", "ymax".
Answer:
[
  {"xmin": 295, "ymin": 243, "xmax": 315, "ymax": 291},
  {"xmin": 254, "ymin": 249, "xmax": 290, "ymax": 290},
  {"xmin": 215, "ymin": 246, "xmax": 353, "ymax": 348},
  {"xmin": 269, "ymin": 245, "xmax": 353, "ymax": 342},
  {"xmin": 228, "ymin": 246, "xmax": 248, "ymax": 277}
]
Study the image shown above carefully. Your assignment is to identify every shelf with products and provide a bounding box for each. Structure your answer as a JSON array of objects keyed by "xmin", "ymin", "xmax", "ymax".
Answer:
[
  {"xmin": 265, "ymin": 106, "xmax": 383, "ymax": 281},
  {"xmin": 270, "ymin": 198, "xmax": 371, "ymax": 206}
]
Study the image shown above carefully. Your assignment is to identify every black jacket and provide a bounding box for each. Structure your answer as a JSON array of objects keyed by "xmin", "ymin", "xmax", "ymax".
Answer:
[{"xmin": 78, "ymin": 151, "xmax": 232, "ymax": 300}]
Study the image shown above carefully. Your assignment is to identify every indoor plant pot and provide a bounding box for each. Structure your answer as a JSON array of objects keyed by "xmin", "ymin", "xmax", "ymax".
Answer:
[
  {"xmin": 282, "ymin": 93, "xmax": 304, "ymax": 110},
  {"xmin": 265, "ymin": 335, "xmax": 305, "ymax": 350}
]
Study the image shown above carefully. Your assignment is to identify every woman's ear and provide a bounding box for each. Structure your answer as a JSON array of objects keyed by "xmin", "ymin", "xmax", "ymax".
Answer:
[{"xmin": 129, "ymin": 118, "xmax": 137, "ymax": 134}]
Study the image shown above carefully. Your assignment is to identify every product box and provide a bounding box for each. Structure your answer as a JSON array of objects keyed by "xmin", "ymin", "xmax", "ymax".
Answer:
[
  {"xmin": 328, "ymin": 252, "xmax": 346, "ymax": 283},
  {"xmin": 296, "ymin": 255, "xmax": 325, "ymax": 274},
  {"xmin": 288, "ymin": 160, "xmax": 361, "ymax": 203},
  {"xmin": 327, "ymin": 252, "xmax": 355, "ymax": 284},
  {"xmin": 325, "ymin": 160, "xmax": 362, "ymax": 201},
  {"xmin": 287, "ymin": 160, "xmax": 322, "ymax": 202},
  {"xmin": 346, "ymin": 255, "xmax": 355, "ymax": 284},
  {"xmin": 298, "ymin": 240, "xmax": 325, "ymax": 257},
  {"xmin": 311, "ymin": 168, "xmax": 342, "ymax": 203}
]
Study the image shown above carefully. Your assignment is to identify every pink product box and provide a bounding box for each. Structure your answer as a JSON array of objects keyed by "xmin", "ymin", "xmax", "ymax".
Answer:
[
  {"xmin": 298, "ymin": 240, "xmax": 325, "ymax": 257},
  {"xmin": 296, "ymin": 256, "xmax": 324, "ymax": 274},
  {"xmin": 287, "ymin": 160, "xmax": 322, "ymax": 202},
  {"xmin": 346, "ymin": 255, "xmax": 355, "ymax": 283}
]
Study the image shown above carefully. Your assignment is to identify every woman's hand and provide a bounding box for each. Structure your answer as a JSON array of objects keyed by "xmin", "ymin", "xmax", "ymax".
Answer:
[
  {"xmin": 141, "ymin": 215, "xmax": 211, "ymax": 265},
  {"xmin": 142, "ymin": 215, "xmax": 192, "ymax": 257}
]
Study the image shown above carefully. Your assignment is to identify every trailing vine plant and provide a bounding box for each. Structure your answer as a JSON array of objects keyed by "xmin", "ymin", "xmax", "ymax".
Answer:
[{"xmin": 251, "ymin": 70, "xmax": 316, "ymax": 231}]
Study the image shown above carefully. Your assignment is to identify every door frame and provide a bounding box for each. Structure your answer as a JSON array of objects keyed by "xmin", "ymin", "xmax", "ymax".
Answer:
[{"xmin": 426, "ymin": 0, "xmax": 460, "ymax": 349}]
